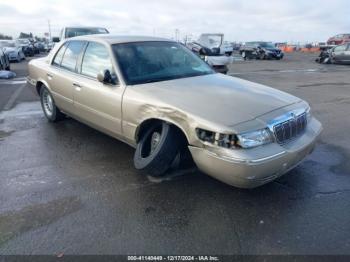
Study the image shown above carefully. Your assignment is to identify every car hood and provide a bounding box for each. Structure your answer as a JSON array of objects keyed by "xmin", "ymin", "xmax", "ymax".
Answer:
[
  {"xmin": 133, "ymin": 73, "xmax": 301, "ymax": 127},
  {"xmin": 265, "ymin": 48, "xmax": 280, "ymax": 52}
]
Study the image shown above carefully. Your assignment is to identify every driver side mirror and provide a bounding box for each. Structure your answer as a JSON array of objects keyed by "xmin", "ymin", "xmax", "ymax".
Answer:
[{"xmin": 97, "ymin": 69, "xmax": 116, "ymax": 85}]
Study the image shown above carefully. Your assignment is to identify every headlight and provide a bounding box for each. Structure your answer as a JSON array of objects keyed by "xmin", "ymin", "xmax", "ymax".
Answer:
[
  {"xmin": 196, "ymin": 127, "xmax": 273, "ymax": 149},
  {"xmin": 236, "ymin": 128, "xmax": 273, "ymax": 148},
  {"xmin": 306, "ymin": 106, "xmax": 312, "ymax": 122},
  {"xmin": 196, "ymin": 128, "xmax": 238, "ymax": 148}
]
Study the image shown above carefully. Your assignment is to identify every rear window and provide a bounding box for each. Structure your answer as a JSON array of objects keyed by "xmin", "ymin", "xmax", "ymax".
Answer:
[
  {"xmin": 65, "ymin": 28, "xmax": 108, "ymax": 38},
  {"xmin": 60, "ymin": 41, "xmax": 85, "ymax": 72}
]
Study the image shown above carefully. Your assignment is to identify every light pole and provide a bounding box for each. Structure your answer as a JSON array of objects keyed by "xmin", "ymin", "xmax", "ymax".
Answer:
[
  {"xmin": 48, "ymin": 19, "xmax": 52, "ymax": 40},
  {"xmin": 175, "ymin": 28, "xmax": 179, "ymax": 42}
]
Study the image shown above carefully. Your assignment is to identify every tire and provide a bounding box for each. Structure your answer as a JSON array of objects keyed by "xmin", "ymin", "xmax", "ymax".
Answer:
[
  {"xmin": 40, "ymin": 86, "xmax": 65, "ymax": 122},
  {"xmin": 134, "ymin": 122, "xmax": 180, "ymax": 176},
  {"xmin": 5, "ymin": 65, "xmax": 10, "ymax": 71}
]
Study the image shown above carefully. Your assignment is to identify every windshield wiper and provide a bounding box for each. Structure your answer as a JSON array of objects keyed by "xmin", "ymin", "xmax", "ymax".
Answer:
[
  {"xmin": 142, "ymin": 77, "xmax": 175, "ymax": 84},
  {"xmin": 130, "ymin": 71, "xmax": 213, "ymax": 85}
]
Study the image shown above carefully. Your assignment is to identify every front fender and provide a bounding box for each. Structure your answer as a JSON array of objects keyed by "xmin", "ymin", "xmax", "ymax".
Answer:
[{"xmin": 121, "ymin": 98, "xmax": 202, "ymax": 147}]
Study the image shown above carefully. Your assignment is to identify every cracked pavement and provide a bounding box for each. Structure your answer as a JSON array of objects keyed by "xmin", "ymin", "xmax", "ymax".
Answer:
[{"xmin": 0, "ymin": 53, "xmax": 349, "ymax": 255}]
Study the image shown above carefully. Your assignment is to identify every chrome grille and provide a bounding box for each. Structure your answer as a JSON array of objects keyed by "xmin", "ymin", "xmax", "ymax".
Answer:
[{"xmin": 273, "ymin": 112, "xmax": 307, "ymax": 143}]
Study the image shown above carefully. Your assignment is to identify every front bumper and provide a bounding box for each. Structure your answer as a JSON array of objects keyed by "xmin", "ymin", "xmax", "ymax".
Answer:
[
  {"xmin": 267, "ymin": 52, "xmax": 284, "ymax": 59},
  {"xmin": 189, "ymin": 117, "xmax": 322, "ymax": 188}
]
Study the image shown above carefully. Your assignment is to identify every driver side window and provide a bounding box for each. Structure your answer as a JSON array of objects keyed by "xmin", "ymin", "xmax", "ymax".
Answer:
[{"xmin": 81, "ymin": 42, "xmax": 116, "ymax": 83}]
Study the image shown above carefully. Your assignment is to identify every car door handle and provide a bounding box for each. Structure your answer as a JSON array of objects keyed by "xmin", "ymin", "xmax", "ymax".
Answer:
[
  {"xmin": 73, "ymin": 82, "xmax": 82, "ymax": 91},
  {"xmin": 47, "ymin": 73, "xmax": 53, "ymax": 78}
]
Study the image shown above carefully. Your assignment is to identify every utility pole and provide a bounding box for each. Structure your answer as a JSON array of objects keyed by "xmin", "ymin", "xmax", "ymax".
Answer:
[
  {"xmin": 48, "ymin": 19, "xmax": 52, "ymax": 40},
  {"xmin": 175, "ymin": 28, "xmax": 179, "ymax": 42}
]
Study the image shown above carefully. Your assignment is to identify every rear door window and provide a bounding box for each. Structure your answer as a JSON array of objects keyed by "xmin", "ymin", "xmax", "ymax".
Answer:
[{"xmin": 60, "ymin": 41, "xmax": 85, "ymax": 72}]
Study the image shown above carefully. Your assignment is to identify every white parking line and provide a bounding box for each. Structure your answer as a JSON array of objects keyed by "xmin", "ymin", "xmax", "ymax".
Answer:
[
  {"xmin": 3, "ymin": 83, "xmax": 26, "ymax": 111},
  {"xmin": 0, "ymin": 102, "xmax": 42, "ymax": 122},
  {"xmin": 0, "ymin": 77, "xmax": 27, "ymax": 85}
]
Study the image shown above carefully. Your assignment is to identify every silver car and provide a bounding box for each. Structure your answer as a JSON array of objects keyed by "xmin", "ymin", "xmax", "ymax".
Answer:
[{"xmin": 0, "ymin": 40, "xmax": 25, "ymax": 62}]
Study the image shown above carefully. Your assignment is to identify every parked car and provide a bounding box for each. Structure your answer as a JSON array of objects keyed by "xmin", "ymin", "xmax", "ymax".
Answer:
[
  {"xmin": 53, "ymin": 26, "xmax": 109, "ymax": 42},
  {"xmin": 16, "ymin": 38, "xmax": 35, "ymax": 57},
  {"xmin": 43, "ymin": 42, "xmax": 54, "ymax": 52},
  {"xmin": 329, "ymin": 43, "xmax": 350, "ymax": 64},
  {"xmin": 231, "ymin": 42, "xmax": 242, "ymax": 51},
  {"xmin": 195, "ymin": 34, "xmax": 233, "ymax": 55},
  {"xmin": 188, "ymin": 34, "xmax": 233, "ymax": 74},
  {"xmin": 327, "ymin": 34, "xmax": 350, "ymax": 45},
  {"xmin": 32, "ymin": 42, "xmax": 40, "ymax": 54},
  {"xmin": 0, "ymin": 40, "xmax": 25, "ymax": 62},
  {"xmin": 240, "ymin": 42, "xmax": 284, "ymax": 60},
  {"xmin": 27, "ymin": 35, "xmax": 322, "ymax": 188},
  {"xmin": 0, "ymin": 48, "xmax": 11, "ymax": 70}
]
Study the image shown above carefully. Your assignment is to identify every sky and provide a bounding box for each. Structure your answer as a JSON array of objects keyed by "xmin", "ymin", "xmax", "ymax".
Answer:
[{"xmin": 0, "ymin": 0, "xmax": 349, "ymax": 43}]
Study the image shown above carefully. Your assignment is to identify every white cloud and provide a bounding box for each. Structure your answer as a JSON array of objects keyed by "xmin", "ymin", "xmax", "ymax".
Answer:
[{"xmin": 0, "ymin": 0, "xmax": 349, "ymax": 43}]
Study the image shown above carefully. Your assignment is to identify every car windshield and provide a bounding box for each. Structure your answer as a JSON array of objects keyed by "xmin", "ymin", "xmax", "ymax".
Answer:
[
  {"xmin": 259, "ymin": 42, "xmax": 275, "ymax": 48},
  {"xmin": 112, "ymin": 41, "xmax": 214, "ymax": 85},
  {"xmin": 65, "ymin": 28, "xmax": 108, "ymax": 38},
  {"xmin": 197, "ymin": 35, "xmax": 223, "ymax": 49}
]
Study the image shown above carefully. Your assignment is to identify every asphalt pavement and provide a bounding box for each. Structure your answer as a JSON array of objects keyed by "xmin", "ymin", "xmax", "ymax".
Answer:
[{"xmin": 0, "ymin": 53, "xmax": 349, "ymax": 255}]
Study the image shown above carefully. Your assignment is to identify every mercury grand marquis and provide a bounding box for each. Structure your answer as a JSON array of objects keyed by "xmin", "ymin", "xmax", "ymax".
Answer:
[{"xmin": 27, "ymin": 35, "xmax": 323, "ymax": 188}]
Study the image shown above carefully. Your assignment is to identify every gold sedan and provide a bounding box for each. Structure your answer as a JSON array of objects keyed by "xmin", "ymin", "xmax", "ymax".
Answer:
[{"xmin": 27, "ymin": 35, "xmax": 322, "ymax": 188}]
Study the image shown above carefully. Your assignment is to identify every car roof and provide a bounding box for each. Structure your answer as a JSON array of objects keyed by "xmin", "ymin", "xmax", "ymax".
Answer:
[{"xmin": 70, "ymin": 34, "xmax": 173, "ymax": 44}]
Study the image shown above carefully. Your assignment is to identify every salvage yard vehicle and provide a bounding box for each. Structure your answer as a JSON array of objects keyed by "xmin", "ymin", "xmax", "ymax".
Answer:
[
  {"xmin": 16, "ymin": 38, "xmax": 35, "ymax": 57},
  {"xmin": 0, "ymin": 40, "xmax": 25, "ymax": 62},
  {"xmin": 316, "ymin": 44, "xmax": 350, "ymax": 64},
  {"xmin": 188, "ymin": 33, "xmax": 233, "ymax": 74},
  {"xmin": 329, "ymin": 44, "xmax": 350, "ymax": 64},
  {"xmin": 0, "ymin": 48, "xmax": 11, "ymax": 70},
  {"xmin": 327, "ymin": 34, "xmax": 350, "ymax": 45},
  {"xmin": 27, "ymin": 35, "xmax": 322, "ymax": 188},
  {"xmin": 240, "ymin": 42, "xmax": 284, "ymax": 60},
  {"xmin": 53, "ymin": 26, "xmax": 109, "ymax": 42}
]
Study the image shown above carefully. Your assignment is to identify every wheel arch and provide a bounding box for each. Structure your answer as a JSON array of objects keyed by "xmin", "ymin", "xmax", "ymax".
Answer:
[
  {"xmin": 35, "ymin": 79, "xmax": 51, "ymax": 95},
  {"xmin": 135, "ymin": 118, "xmax": 190, "ymax": 146}
]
